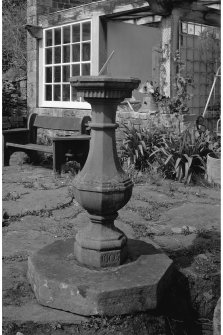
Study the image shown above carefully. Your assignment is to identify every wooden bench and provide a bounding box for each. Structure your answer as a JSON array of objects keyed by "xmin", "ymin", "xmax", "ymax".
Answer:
[{"xmin": 3, "ymin": 113, "xmax": 91, "ymax": 175}]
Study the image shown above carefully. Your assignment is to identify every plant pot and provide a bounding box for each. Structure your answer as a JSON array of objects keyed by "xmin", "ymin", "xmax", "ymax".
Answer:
[{"xmin": 206, "ymin": 153, "xmax": 221, "ymax": 185}]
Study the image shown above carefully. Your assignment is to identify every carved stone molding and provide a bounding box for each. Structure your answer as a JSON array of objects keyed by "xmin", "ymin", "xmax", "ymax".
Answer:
[{"xmin": 25, "ymin": 24, "xmax": 43, "ymax": 39}]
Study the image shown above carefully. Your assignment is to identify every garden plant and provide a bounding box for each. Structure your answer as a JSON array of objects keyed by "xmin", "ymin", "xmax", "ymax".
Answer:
[{"xmin": 120, "ymin": 122, "xmax": 220, "ymax": 185}]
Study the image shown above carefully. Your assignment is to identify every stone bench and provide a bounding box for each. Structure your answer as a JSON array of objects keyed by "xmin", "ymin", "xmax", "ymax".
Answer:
[{"xmin": 2, "ymin": 113, "xmax": 91, "ymax": 175}]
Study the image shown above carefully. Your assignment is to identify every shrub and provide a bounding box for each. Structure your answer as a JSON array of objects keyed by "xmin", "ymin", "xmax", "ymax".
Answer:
[
  {"xmin": 120, "ymin": 122, "xmax": 218, "ymax": 184},
  {"xmin": 150, "ymin": 50, "xmax": 194, "ymax": 115},
  {"xmin": 120, "ymin": 122, "xmax": 171, "ymax": 172}
]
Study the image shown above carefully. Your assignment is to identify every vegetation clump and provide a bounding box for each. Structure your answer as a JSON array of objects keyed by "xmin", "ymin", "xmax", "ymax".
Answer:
[{"xmin": 120, "ymin": 122, "xmax": 220, "ymax": 185}]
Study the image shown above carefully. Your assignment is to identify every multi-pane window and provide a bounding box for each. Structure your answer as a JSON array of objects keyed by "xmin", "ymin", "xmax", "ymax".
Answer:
[
  {"xmin": 181, "ymin": 21, "xmax": 220, "ymax": 39},
  {"xmin": 43, "ymin": 21, "xmax": 91, "ymax": 104}
]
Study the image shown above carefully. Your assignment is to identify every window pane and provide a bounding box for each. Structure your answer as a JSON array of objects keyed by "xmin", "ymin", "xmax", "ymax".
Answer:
[
  {"xmin": 46, "ymin": 67, "xmax": 52, "ymax": 83},
  {"xmin": 63, "ymin": 26, "xmax": 70, "ymax": 44},
  {"xmin": 72, "ymin": 44, "xmax": 80, "ymax": 62},
  {"xmin": 72, "ymin": 64, "xmax": 80, "ymax": 76},
  {"xmin": 82, "ymin": 63, "xmax": 90, "ymax": 76},
  {"xmin": 63, "ymin": 45, "xmax": 70, "ymax": 63},
  {"xmin": 46, "ymin": 30, "xmax": 52, "ymax": 46},
  {"xmin": 215, "ymin": 29, "xmax": 220, "ymax": 39},
  {"xmin": 72, "ymin": 24, "xmax": 80, "ymax": 42},
  {"xmin": 194, "ymin": 24, "xmax": 201, "ymax": 36},
  {"xmin": 45, "ymin": 85, "xmax": 52, "ymax": 101},
  {"xmin": 54, "ymin": 66, "xmax": 61, "ymax": 82},
  {"xmin": 54, "ymin": 28, "xmax": 61, "ymax": 45},
  {"xmin": 188, "ymin": 23, "xmax": 194, "ymax": 35},
  {"xmin": 54, "ymin": 46, "xmax": 61, "ymax": 63},
  {"xmin": 63, "ymin": 65, "xmax": 70, "ymax": 82},
  {"xmin": 46, "ymin": 48, "xmax": 52, "ymax": 64},
  {"xmin": 54, "ymin": 85, "xmax": 61, "ymax": 101},
  {"xmin": 44, "ymin": 24, "xmax": 91, "ymax": 104},
  {"xmin": 82, "ymin": 22, "xmax": 90, "ymax": 41},
  {"xmin": 182, "ymin": 22, "xmax": 187, "ymax": 34},
  {"xmin": 62, "ymin": 85, "xmax": 70, "ymax": 101},
  {"xmin": 71, "ymin": 87, "xmax": 79, "ymax": 101},
  {"xmin": 82, "ymin": 43, "xmax": 91, "ymax": 61}
]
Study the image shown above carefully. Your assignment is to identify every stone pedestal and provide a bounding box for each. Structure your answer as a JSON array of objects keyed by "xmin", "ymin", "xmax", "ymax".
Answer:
[
  {"xmin": 70, "ymin": 76, "xmax": 140, "ymax": 268},
  {"xmin": 27, "ymin": 76, "xmax": 173, "ymax": 316}
]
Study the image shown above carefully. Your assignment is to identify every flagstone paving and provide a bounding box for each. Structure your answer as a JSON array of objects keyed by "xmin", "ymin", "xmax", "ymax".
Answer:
[{"xmin": 2, "ymin": 156, "xmax": 220, "ymax": 334}]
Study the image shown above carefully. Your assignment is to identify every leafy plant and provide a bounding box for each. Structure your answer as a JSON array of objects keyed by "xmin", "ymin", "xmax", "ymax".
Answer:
[
  {"xmin": 162, "ymin": 129, "xmax": 212, "ymax": 183},
  {"xmin": 205, "ymin": 130, "xmax": 221, "ymax": 158},
  {"xmin": 3, "ymin": 0, "xmax": 27, "ymax": 76},
  {"xmin": 171, "ymin": 50, "xmax": 193, "ymax": 114},
  {"xmin": 120, "ymin": 120, "xmax": 220, "ymax": 185},
  {"xmin": 37, "ymin": 133, "xmax": 53, "ymax": 146},
  {"xmin": 120, "ymin": 122, "xmax": 170, "ymax": 172},
  {"xmin": 150, "ymin": 50, "xmax": 193, "ymax": 115}
]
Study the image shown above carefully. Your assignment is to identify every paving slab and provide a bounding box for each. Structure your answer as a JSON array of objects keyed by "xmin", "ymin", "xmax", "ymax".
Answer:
[
  {"xmin": 3, "ymin": 188, "xmax": 72, "ymax": 217},
  {"xmin": 3, "ymin": 303, "xmax": 88, "ymax": 324},
  {"xmin": 119, "ymin": 208, "xmax": 149, "ymax": 226},
  {"xmin": 52, "ymin": 201, "xmax": 83, "ymax": 221},
  {"xmin": 157, "ymin": 202, "xmax": 220, "ymax": 231},
  {"xmin": 2, "ymin": 166, "xmax": 51, "ymax": 183},
  {"xmin": 2, "ymin": 184, "xmax": 31, "ymax": 200},
  {"xmin": 133, "ymin": 185, "xmax": 185, "ymax": 204},
  {"xmin": 3, "ymin": 230, "xmax": 56, "ymax": 258},
  {"xmin": 152, "ymin": 233, "xmax": 198, "ymax": 251},
  {"xmin": 213, "ymin": 297, "xmax": 221, "ymax": 335}
]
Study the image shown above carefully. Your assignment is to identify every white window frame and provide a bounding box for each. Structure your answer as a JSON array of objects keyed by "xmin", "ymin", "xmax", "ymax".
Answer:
[{"xmin": 39, "ymin": 19, "xmax": 92, "ymax": 109}]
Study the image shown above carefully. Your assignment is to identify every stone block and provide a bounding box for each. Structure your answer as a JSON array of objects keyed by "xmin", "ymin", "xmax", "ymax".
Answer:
[
  {"xmin": 38, "ymin": 0, "xmax": 52, "ymax": 5},
  {"xmin": 27, "ymin": 0, "xmax": 36, "ymax": 7},
  {"xmin": 118, "ymin": 112, "xmax": 131, "ymax": 119},
  {"xmin": 179, "ymin": 114, "xmax": 197, "ymax": 122},
  {"xmin": 139, "ymin": 113, "xmax": 149, "ymax": 120},
  {"xmin": 132, "ymin": 119, "xmax": 142, "ymax": 125},
  {"xmin": 27, "ymin": 5, "xmax": 37, "ymax": 17},
  {"xmin": 129, "ymin": 111, "xmax": 138, "ymax": 118},
  {"xmin": 28, "ymin": 238, "xmax": 173, "ymax": 316},
  {"xmin": 27, "ymin": 39, "xmax": 38, "ymax": 53},
  {"xmin": 27, "ymin": 49, "xmax": 38, "ymax": 61},
  {"xmin": 38, "ymin": 108, "xmax": 52, "ymax": 116},
  {"xmin": 213, "ymin": 297, "xmax": 221, "ymax": 335},
  {"xmin": 27, "ymin": 71, "xmax": 37, "ymax": 84},
  {"xmin": 27, "ymin": 85, "xmax": 37, "ymax": 107},
  {"xmin": 27, "ymin": 15, "xmax": 37, "ymax": 25},
  {"xmin": 27, "ymin": 60, "xmax": 37, "ymax": 73}
]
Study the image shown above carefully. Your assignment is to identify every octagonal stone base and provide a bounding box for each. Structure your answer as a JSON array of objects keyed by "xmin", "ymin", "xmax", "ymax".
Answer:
[{"xmin": 27, "ymin": 238, "xmax": 173, "ymax": 316}]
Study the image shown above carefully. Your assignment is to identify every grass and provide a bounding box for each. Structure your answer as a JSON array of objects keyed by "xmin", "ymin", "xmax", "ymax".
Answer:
[{"xmin": 3, "ymin": 192, "xmax": 21, "ymax": 201}]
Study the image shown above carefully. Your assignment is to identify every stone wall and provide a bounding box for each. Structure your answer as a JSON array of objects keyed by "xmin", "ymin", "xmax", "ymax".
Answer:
[
  {"xmin": 116, "ymin": 106, "xmax": 198, "ymax": 151},
  {"xmin": 116, "ymin": 109, "xmax": 197, "ymax": 132},
  {"xmin": 27, "ymin": 0, "xmax": 38, "ymax": 113},
  {"xmin": 35, "ymin": 107, "xmax": 91, "ymax": 141},
  {"xmin": 36, "ymin": 0, "xmax": 98, "ymax": 15}
]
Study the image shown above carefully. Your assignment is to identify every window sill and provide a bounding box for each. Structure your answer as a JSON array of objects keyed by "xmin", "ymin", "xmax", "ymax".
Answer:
[{"xmin": 39, "ymin": 101, "xmax": 91, "ymax": 109}]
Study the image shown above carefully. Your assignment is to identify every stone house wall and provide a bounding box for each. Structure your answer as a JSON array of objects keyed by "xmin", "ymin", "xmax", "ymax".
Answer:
[
  {"xmin": 36, "ymin": 0, "xmax": 97, "ymax": 15},
  {"xmin": 26, "ymin": 0, "xmax": 220, "ymax": 143}
]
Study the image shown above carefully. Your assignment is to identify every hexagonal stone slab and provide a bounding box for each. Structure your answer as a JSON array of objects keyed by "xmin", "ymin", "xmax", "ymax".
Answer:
[{"xmin": 28, "ymin": 238, "xmax": 173, "ymax": 316}]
